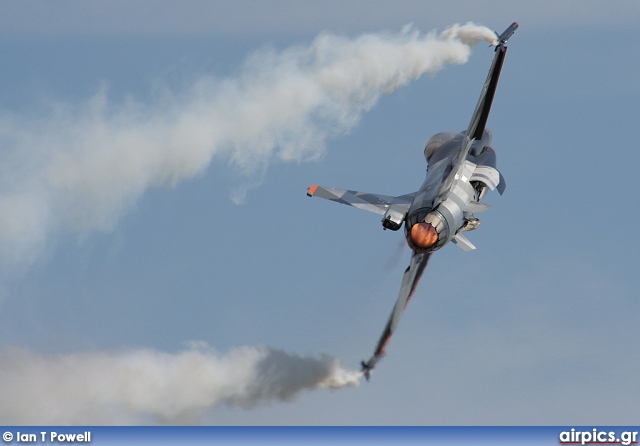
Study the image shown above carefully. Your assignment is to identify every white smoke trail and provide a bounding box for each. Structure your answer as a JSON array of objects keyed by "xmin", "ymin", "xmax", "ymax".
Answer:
[
  {"xmin": 0, "ymin": 344, "xmax": 361, "ymax": 425},
  {"xmin": 0, "ymin": 23, "xmax": 496, "ymax": 271}
]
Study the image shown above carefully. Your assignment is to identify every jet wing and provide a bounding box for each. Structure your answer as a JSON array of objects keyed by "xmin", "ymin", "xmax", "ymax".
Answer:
[
  {"xmin": 361, "ymin": 252, "xmax": 431, "ymax": 380},
  {"xmin": 307, "ymin": 184, "xmax": 415, "ymax": 216},
  {"xmin": 466, "ymin": 22, "xmax": 516, "ymax": 141},
  {"xmin": 434, "ymin": 22, "xmax": 517, "ymax": 206}
]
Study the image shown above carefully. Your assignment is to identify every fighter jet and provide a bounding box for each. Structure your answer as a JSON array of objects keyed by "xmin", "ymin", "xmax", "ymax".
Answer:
[{"xmin": 307, "ymin": 23, "xmax": 518, "ymax": 380}]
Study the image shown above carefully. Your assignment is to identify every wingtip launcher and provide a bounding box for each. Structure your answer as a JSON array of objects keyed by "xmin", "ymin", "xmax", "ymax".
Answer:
[
  {"xmin": 495, "ymin": 22, "xmax": 519, "ymax": 47},
  {"xmin": 360, "ymin": 355, "xmax": 382, "ymax": 381}
]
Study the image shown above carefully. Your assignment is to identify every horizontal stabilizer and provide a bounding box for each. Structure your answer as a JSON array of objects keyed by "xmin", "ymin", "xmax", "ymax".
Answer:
[
  {"xmin": 307, "ymin": 184, "xmax": 415, "ymax": 216},
  {"xmin": 452, "ymin": 233, "xmax": 476, "ymax": 251},
  {"xmin": 464, "ymin": 202, "xmax": 492, "ymax": 214}
]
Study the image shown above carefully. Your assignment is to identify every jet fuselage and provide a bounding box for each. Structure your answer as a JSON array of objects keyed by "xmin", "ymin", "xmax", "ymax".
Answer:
[{"xmin": 404, "ymin": 130, "xmax": 499, "ymax": 253}]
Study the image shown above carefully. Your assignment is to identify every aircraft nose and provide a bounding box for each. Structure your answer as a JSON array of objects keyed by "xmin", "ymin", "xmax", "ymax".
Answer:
[{"xmin": 409, "ymin": 222, "xmax": 438, "ymax": 249}]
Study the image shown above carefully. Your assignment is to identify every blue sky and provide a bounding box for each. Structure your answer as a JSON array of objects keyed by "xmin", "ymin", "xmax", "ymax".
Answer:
[{"xmin": 0, "ymin": 1, "xmax": 639, "ymax": 425}]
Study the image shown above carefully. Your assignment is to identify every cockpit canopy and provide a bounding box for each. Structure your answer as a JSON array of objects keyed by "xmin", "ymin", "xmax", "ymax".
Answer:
[{"xmin": 424, "ymin": 132, "xmax": 456, "ymax": 162}]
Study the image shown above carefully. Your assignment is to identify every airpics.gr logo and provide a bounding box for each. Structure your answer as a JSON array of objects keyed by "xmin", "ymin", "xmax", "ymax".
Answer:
[{"xmin": 559, "ymin": 428, "xmax": 638, "ymax": 446}]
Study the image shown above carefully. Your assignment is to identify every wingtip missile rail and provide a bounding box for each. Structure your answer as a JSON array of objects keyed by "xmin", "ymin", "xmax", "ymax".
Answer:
[
  {"xmin": 495, "ymin": 22, "xmax": 519, "ymax": 47},
  {"xmin": 360, "ymin": 355, "xmax": 382, "ymax": 381}
]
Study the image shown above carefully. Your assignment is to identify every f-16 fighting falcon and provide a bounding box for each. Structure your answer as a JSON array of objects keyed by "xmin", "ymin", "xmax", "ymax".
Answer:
[{"xmin": 307, "ymin": 22, "xmax": 518, "ymax": 380}]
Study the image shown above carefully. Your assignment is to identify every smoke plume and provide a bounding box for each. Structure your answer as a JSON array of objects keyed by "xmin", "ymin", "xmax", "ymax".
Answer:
[
  {"xmin": 0, "ymin": 23, "xmax": 496, "ymax": 270},
  {"xmin": 0, "ymin": 344, "xmax": 361, "ymax": 424},
  {"xmin": 0, "ymin": 23, "xmax": 495, "ymax": 423}
]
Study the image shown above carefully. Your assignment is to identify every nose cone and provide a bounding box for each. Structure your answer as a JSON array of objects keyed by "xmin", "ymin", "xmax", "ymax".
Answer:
[{"xmin": 410, "ymin": 222, "xmax": 438, "ymax": 249}]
